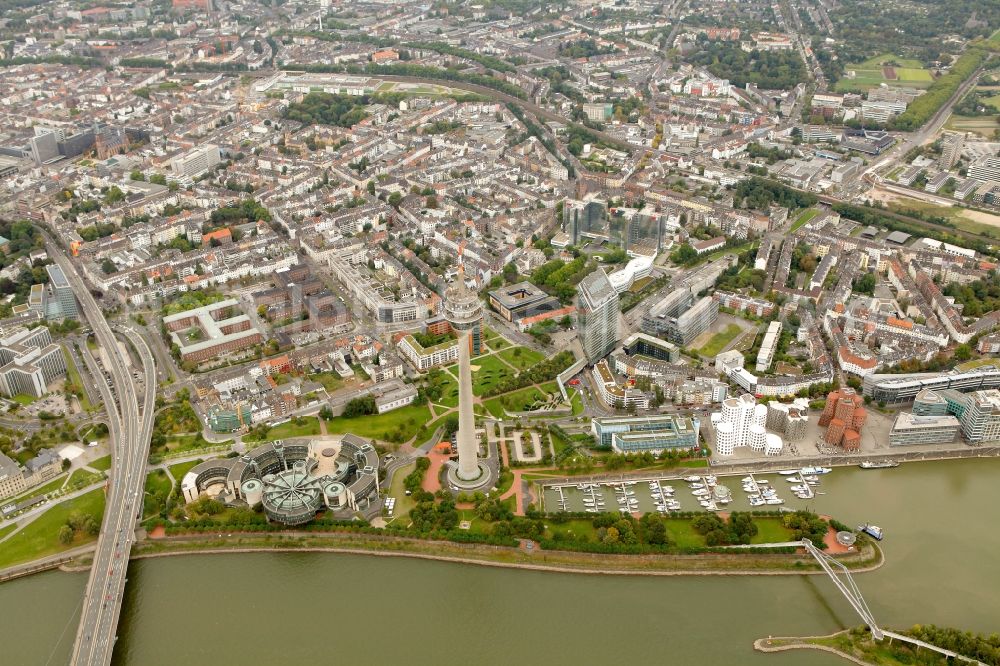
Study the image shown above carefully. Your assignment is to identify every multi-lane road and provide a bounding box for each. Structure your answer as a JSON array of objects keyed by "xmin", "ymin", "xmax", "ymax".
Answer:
[{"xmin": 45, "ymin": 243, "xmax": 157, "ymax": 666}]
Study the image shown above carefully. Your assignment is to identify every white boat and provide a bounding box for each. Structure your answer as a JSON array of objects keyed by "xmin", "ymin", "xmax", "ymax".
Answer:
[
  {"xmin": 692, "ymin": 489, "xmax": 710, "ymax": 497},
  {"xmin": 859, "ymin": 460, "xmax": 899, "ymax": 470},
  {"xmin": 689, "ymin": 483, "xmax": 705, "ymax": 489},
  {"xmin": 804, "ymin": 475, "xmax": 820, "ymax": 482},
  {"xmin": 784, "ymin": 477, "xmax": 803, "ymax": 483},
  {"xmin": 778, "ymin": 470, "xmax": 798, "ymax": 475},
  {"xmin": 698, "ymin": 500, "xmax": 711, "ymax": 507},
  {"xmin": 790, "ymin": 485, "xmax": 808, "ymax": 491},
  {"xmin": 585, "ymin": 508, "xmax": 598, "ymax": 513},
  {"xmin": 749, "ymin": 497, "xmax": 766, "ymax": 507},
  {"xmin": 802, "ymin": 467, "xmax": 832, "ymax": 475},
  {"xmin": 766, "ymin": 498, "xmax": 784, "ymax": 505},
  {"xmin": 684, "ymin": 476, "xmax": 701, "ymax": 482},
  {"xmin": 741, "ymin": 476, "xmax": 754, "ymax": 483}
]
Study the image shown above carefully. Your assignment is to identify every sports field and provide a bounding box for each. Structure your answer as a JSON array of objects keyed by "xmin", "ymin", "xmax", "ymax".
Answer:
[{"xmin": 835, "ymin": 54, "xmax": 934, "ymax": 92}]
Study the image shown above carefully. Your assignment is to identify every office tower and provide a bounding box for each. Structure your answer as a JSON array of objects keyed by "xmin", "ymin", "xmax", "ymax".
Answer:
[{"xmin": 577, "ymin": 267, "xmax": 619, "ymax": 364}]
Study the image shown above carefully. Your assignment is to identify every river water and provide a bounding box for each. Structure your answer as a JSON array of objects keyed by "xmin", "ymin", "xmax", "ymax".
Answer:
[{"xmin": 3, "ymin": 459, "xmax": 998, "ymax": 665}]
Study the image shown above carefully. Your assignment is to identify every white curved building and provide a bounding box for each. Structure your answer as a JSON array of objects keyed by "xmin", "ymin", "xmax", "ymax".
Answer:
[
  {"xmin": 764, "ymin": 433, "xmax": 784, "ymax": 456},
  {"xmin": 715, "ymin": 394, "xmax": 767, "ymax": 456},
  {"xmin": 607, "ymin": 255, "xmax": 655, "ymax": 293},
  {"xmin": 715, "ymin": 422, "xmax": 735, "ymax": 456}
]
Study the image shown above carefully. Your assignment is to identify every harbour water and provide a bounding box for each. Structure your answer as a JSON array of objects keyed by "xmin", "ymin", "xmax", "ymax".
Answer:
[{"xmin": 3, "ymin": 458, "xmax": 1000, "ymax": 665}]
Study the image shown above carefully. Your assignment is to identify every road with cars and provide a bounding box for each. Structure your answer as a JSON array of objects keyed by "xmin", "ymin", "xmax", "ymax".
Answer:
[{"xmin": 45, "ymin": 243, "xmax": 157, "ymax": 666}]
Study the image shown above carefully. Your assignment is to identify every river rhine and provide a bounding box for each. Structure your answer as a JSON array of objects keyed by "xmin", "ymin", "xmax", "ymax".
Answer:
[{"xmin": 3, "ymin": 458, "xmax": 998, "ymax": 665}]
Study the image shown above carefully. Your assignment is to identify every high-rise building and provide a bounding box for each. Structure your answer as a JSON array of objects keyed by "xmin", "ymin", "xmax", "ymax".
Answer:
[
  {"xmin": 577, "ymin": 268, "xmax": 619, "ymax": 364},
  {"xmin": 44, "ymin": 264, "xmax": 78, "ymax": 320},
  {"xmin": 562, "ymin": 196, "xmax": 607, "ymax": 245},
  {"xmin": 938, "ymin": 131, "xmax": 966, "ymax": 171},
  {"xmin": 170, "ymin": 144, "xmax": 222, "ymax": 178}
]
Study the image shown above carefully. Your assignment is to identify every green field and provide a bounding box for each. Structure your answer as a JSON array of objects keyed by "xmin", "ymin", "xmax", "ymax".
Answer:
[
  {"xmin": 944, "ymin": 114, "xmax": 999, "ymax": 138},
  {"xmin": 308, "ymin": 372, "xmax": 345, "ymax": 393},
  {"xmin": 11, "ymin": 394, "xmax": 36, "ymax": 406},
  {"xmin": 497, "ymin": 346, "xmax": 545, "ymax": 371},
  {"xmin": 168, "ymin": 459, "xmax": 203, "ymax": 481},
  {"xmin": 62, "ymin": 348, "xmax": 93, "ymax": 411},
  {"xmin": 450, "ymin": 354, "xmax": 516, "ymax": 396},
  {"xmin": 246, "ymin": 417, "xmax": 321, "ymax": 442},
  {"xmin": 88, "ymin": 455, "xmax": 112, "ymax": 472},
  {"xmin": 0, "ymin": 488, "xmax": 105, "ymax": 569},
  {"xmin": 981, "ymin": 92, "xmax": 1000, "ymax": 111},
  {"xmin": 698, "ymin": 324, "xmax": 743, "ymax": 357},
  {"xmin": 434, "ymin": 373, "xmax": 460, "ymax": 408},
  {"xmin": 325, "ymin": 403, "xmax": 432, "ymax": 445},
  {"xmin": 65, "ymin": 468, "xmax": 103, "ymax": 492},
  {"xmin": 143, "ymin": 469, "xmax": 172, "ymax": 519},
  {"xmin": 570, "ymin": 389, "xmax": 584, "ymax": 415},
  {"xmin": 386, "ymin": 462, "xmax": 417, "ymax": 522},
  {"xmin": 483, "ymin": 386, "xmax": 548, "ymax": 418},
  {"xmin": 790, "ymin": 208, "xmax": 820, "ymax": 232},
  {"xmin": 481, "ymin": 326, "xmax": 510, "ymax": 351},
  {"xmin": 750, "ymin": 517, "xmax": 795, "ymax": 544},
  {"xmin": 835, "ymin": 54, "xmax": 934, "ymax": 91},
  {"xmin": 161, "ymin": 433, "xmax": 233, "ymax": 454}
]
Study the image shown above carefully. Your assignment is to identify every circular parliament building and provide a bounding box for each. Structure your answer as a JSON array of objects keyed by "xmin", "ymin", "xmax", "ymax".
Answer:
[{"xmin": 181, "ymin": 435, "xmax": 379, "ymax": 525}]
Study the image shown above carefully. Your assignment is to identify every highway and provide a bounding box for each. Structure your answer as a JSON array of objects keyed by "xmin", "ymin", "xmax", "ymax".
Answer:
[{"xmin": 45, "ymin": 242, "xmax": 157, "ymax": 666}]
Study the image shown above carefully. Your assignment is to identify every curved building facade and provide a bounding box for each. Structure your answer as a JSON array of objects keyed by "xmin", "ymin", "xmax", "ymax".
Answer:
[{"xmin": 181, "ymin": 435, "xmax": 380, "ymax": 525}]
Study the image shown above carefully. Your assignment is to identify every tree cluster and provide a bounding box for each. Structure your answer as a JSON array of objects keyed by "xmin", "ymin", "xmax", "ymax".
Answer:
[{"xmin": 689, "ymin": 43, "xmax": 808, "ymax": 90}]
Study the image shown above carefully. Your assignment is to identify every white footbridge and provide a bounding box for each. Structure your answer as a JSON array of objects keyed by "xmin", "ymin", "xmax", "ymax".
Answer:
[{"xmin": 737, "ymin": 540, "xmax": 986, "ymax": 665}]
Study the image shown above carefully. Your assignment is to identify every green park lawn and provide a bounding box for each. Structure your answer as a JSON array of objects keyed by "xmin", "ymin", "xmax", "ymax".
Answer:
[
  {"xmin": 481, "ymin": 326, "xmax": 510, "ymax": 351},
  {"xmin": 325, "ymin": 403, "xmax": 432, "ymax": 445},
  {"xmin": 413, "ymin": 412, "xmax": 455, "ymax": 447},
  {"xmin": 62, "ymin": 348, "xmax": 93, "ymax": 411},
  {"xmin": 160, "ymin": 433, "xmax": 231, "ymax": 455},
  {"xmin": 790, "ymin": 208, "xmax": 820, "ymax": 232},
  {"xmin": 750, "ymin": 517, "xmax": 795, "ymax": 544},
  {"xmin": 570, "ymin": 389, "xmax": 584, "ymax": 416},
  {"xmin": 483, "ymin": 386, "xmax": 548, "ymax": 418},
  {"xmin": 248, "ymin": 417, "xmax": 321, "ymax": 442},
  {"xmin": 386, "ymin": 462, "xmax": 417, "ymax": 522},
  {"xmin": 451, "ymin": 354, "xmax": 516, "ymax": 396},
  {"xmin": 11, "ymin": 394, "xmax": 36, "ymax": 406},
  {"xmin": 665, "ymin": 519, "xmax": 706, "ymax": 549},
  {"xmin": 0, "ymin": 488, "xmax": 105, "ymax": 569},
  {"xmin": 698, "ymin": 324, "xmax": 743, "ymax": 357},
  {"xmin": 65, "ymin": 468, "xmax": 103, "ymax": 492},
  {"xmin": 143, "ymin": 469, "xmax": 173, "ymax": 520},
  {"xmin": 89, "ymin": 455, "xmax": 112, "ymax": 472},
  {"xmin": 497, "ymin": 346, "xmax": 545, "ymax": 371},
  {"xmin": 270, "ymin": 418, "xmax": 323, "ymax": 439},
  {"xmin": 428, "ymin": 371, "xmax": 460, "ymax": 408},
  {"xmin": 168, "ymin": 459, "xmax": 204, "ymax": 481},
  {"xmin": 308, "ymin": 372, "xmax": 345, "ymax": 392}
]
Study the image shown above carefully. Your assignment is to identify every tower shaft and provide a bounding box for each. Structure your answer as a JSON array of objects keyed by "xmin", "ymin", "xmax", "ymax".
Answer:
[{"xmin": 456, "ymin": 331, "xmax": 479, "ymax": 480}]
